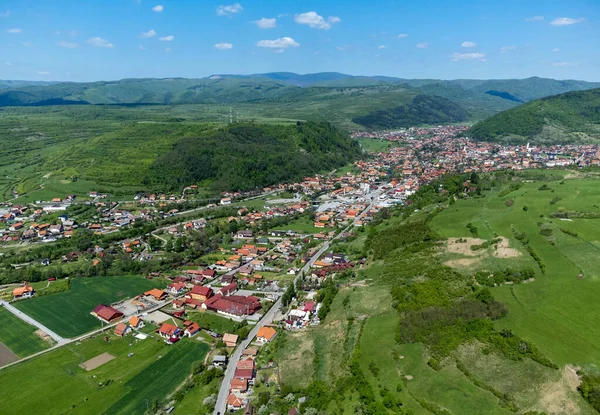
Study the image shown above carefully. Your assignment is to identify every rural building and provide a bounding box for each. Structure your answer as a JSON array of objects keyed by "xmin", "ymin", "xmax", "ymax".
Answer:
[
  {"xmin": 230, "ymin": 378, "xmax": 248, "ymax": 394},
  {"xmin": 256, "ymin": 327, "xmax": 277, "ymax": 344},
  {"xmin": 13, "ymin": 284, "xmax": 34, "ymax": 299},
  {"xmin": 114, "ymin": 323, "xmax": 131, "ymax": 337},
  {"xmin": 158, "ymin": 323, "xmax": 182, "ymax": 339},
  {"xmin": 184, "ymin": 322, "xmax": 201, "ymax": 337},
  {"xmin": 223, "ymin": 333, "xmax": 239, "ymax": 347},
  {"xmin": 92, "ymin": 304, "xmax": 124, "ymax": 323},
  {"xmin": 144, "ymin": 288, "xmax": 167, "ymax": 301},
  {"xmin": 227, "ymin": 394, "xmax": 245, "ymax": 411},
  {"xmin": 188, "ymin": 285, "xmax": 213, "ymax": 302},
  {"xmin": 129, "ymin": 315, "xmax": 144, "ymax": 329},
  {"xmin": 202, "ymin": 294, "xmax": 261, "ymax": 317}
]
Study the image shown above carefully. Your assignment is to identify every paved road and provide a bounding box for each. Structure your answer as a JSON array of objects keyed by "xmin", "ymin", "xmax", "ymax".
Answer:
[
  {"xmin": 0, "ymin": 300, "xmax": 65, "ymax": 344},
  {"xmin": 213, "ymin": 190, "xmax": 382, "ymax": 414}
]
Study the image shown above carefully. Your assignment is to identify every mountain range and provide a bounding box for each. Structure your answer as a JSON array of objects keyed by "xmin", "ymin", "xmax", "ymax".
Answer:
[{"xmin": 0, "ymin": 73, "xmax": 599, "ymax": 130}]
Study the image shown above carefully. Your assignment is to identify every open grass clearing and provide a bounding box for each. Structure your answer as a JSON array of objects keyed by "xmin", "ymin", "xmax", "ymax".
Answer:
[{"xmin": 0, "ymin": 306, "xmax": 51, "ymax": 357}]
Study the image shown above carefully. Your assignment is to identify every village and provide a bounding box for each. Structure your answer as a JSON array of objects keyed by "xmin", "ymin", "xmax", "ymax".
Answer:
[{"xmin": 2, "ymin": 125, "xmax": 600, "ymax": 414}]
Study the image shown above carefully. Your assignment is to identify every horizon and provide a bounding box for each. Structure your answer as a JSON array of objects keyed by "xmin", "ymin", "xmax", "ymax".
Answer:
[{"xmin": 0, "ymin": 0, "xmax": 599, "ymax": 82}]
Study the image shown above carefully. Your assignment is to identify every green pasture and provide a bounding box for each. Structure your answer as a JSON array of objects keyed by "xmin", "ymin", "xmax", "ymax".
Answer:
[
  {"xmin": 13, "ymin": 276, "xmax": 167, "ymax": 338},
  {"xmin": 0, "ymin": 307, "xmax": 50, "ymax": 357}
]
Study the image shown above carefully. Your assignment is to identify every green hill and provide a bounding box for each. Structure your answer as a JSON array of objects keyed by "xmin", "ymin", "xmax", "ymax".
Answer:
[
  {"xmin": 147, "ymin": 122, "xmax": 361, "ymax": 191},
  {"xmin": 468, "ymin": 88, "xmax": 600, "ymax": 144},
  {"xmin": 352, "ymin": 94, "xmax": 470, "ymax": 129}
]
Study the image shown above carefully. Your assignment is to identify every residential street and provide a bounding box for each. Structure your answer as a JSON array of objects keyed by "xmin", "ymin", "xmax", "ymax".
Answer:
[{"xmin": 213, "ymin": 190, "xmax": 381, "ymax": 414}]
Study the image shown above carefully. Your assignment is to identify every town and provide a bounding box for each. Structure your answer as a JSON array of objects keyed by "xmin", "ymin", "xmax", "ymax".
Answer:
[{"xmin": 1, "ymin": 124, "xmax": 599, "ymax": 415}]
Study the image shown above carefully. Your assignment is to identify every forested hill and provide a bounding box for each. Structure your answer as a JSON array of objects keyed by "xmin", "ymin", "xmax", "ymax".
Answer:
[
  {"xmin": 146, "ymin": 122, "xmax": 361, "ymax": 191},
  {"xmin": 352, "ymin": 94, "xmax": 470, "ymax": 129},
  {"xmin": 468, "ymin": 88, "xmax": 600, "ymax": 144}
]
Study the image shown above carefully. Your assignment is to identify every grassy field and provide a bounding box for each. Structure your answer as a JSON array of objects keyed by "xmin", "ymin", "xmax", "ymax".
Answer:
[
  {"xmin": 0, "ymin": 307, "xmax": 50, "ymax": 357},
  {"xmin": 0, "ymin": 333, "xmax": 208, "ymax": 415},
  {"xmin": 278, "ymin": 216, "xmax": 336, "ymax": 234},
  {"xmin": 13, "ymin": 276, "xmax": 167, "ymax": 338},
  {"xmin": 357, "ymin": 137, "xmax": 393, "ymax": 152},
  {"xmin": 430, "ymin": 173, "xmax": 600, "ymax": 367},
  {"xmin": 186, "ymin": 311, "xmax": 238, "ymax": 335}
]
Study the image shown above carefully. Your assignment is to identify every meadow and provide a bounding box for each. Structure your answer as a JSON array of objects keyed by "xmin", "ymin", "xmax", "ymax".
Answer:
[
  {"xmin": 13, "ymin": 276, "xmax": 166, "ymax": 338},
  {"xmin": 186, "ymin": 311, "xmax": 238, "ymax": 335},
  {"xmin": 430, "ymin": 172, "xmax": 600, "ymax": 366},
  {"xmin": 0, "ymin": 333, "xmax": 208, "ymax": 415},
  {"xmin": 0, "ymin": 307, "xmax": 50, "ymax": 357}
]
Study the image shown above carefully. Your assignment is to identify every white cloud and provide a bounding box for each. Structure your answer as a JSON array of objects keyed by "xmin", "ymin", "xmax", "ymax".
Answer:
[
  {"xmin": 164, "ymin": 47, "xmax": 171, "ymax": 52},
  {"xmin": 22, "ymin": 42, "xmax": 32, "ymax": 47},
  {"xmin": 159, "ymin": 35, "xmax": 174, "ymax": 41},
  {"xmin": 152, "ymin": 5, "xmax": 164, "ymax": 12},
  {"xmin": 336, "ymin": 46, "xmax": 347, "ymax": 52},
  {"xmin": 87, "ymin": 37, "xmax": 114, "ymax": 48},
  {"xmin": 217, "ymin": 3, "xmax": 242, "ymax": 16},
  {"xmin": 140, "ymin": 29, "xmax": 157, "ymax": 38},
  {"xmin": 377, "ymin": 45, "xmax": 386, "ymax": 49},
  {"xmin": 451, "ymin": 52, "xmax": 486, "ymax": 61},
  {"xmin": 294, "ymin": 12, "xmax": 340, "ymax": 30},
  {"xmin": 139, "ymin": 45, "xmax": 147, "ymax": 50},
  {"xmin": 7, "ymin": 28, "xmax": 23, "ymax": 34},
  {"xmin": 416, "ymin": 42, "xmax": 428, "ymax": 48},
  {"xmin": 500, "ymin": 45, "xmax": 516, "ymax": 53},
  {"xmin": 461, "ymin": 41, "xmax": 476, "ymax": 48},
  {"xmin": 273, "ymin": 49, "xmax": 285, "ymax": 54},
  {"xmin": 57, "ymin": 40, "xmax": 78, "ymax": 48},
  {"xmin": 37, "ymin": 71, "xmax": 50, "ymax": 75},
  {"xmin": 0, "ymin": 10, "xmax": 10, "ymax": 17},
  {"xmin": 215, "ymin": 42, "xmax": 233, "ymax": 50},
  {"xmin": 525, "ymin": 16, "xmax": 544, "ymax": 21},
  {"xmin": 5, "ymin": 62, "xmax": 12, "ymax": 66},
  {"xmin": 550, "ymin": 17, "xmax": 584, "ymax": 26},
  {"xmin": 256, "ymin": 37, "xmax": 299, "ymax": 49},
  {"xmin": 552, "ymin": 61, "xmax": 577, "ymax": 67},
  {"xmin": 552, "ymin": 48, "xmax": 560, "ymax": 53},
  {"xmin": 253, "ymin": 17, "xmax": 276, "ymax": 29},
  {"xmin": 397, "ymin": 33, "xmax": 408, "ymax": 38}
]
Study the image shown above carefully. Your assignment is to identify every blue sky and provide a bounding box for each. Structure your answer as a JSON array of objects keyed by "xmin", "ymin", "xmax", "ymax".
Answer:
[{"xmin": 0, "ymin": 0, "xmax": 598, "ymax": 81}]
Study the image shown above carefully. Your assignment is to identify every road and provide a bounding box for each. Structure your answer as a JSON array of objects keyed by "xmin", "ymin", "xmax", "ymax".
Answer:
[
  {"xmin": 213, "ymin": 190, "xmax": 382, "ymax": 414},
  {"xmin": 0, "ymin": 300, "xmax": 65, "ymax": 344}
]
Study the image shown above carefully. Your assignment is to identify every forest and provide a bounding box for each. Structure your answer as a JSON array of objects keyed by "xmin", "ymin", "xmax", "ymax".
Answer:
[{"xmin": 146, "ymin": 121, "xmax": 361, "ymax": 191}]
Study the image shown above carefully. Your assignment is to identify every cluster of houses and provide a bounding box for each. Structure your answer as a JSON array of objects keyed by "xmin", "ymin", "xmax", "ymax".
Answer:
[{"xmin": 226, "ymin": 326, "xmax": 278, "ymax": 411}]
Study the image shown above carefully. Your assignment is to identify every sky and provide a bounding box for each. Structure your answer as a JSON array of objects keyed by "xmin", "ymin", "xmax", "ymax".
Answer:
[{"xmin": 0, "ymin": 0, "xmax": 599, "ymax": 82}]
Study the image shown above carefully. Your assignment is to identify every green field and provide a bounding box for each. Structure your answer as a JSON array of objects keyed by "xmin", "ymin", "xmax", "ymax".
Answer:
[
  {"xmin": 0, "ymin": 334, "xmax": 208, "ymax": 415},
  {"xmin": 13, "ymin": 276, "xmax": 167, "ymax": 338},
  {"xmin": 430, "ymin": 173, "xmax": 600, "ymax": 367},
  {"xmin": 186, "ymin": 311, "xmax": 238, "ymax": 335},
  {"xmin": 357, "ymin": 137, "xmax": 393, "ymax": 152},
  {"xmin": 0, "ymin": 307, "xmax": 50, "ymax": 357}
]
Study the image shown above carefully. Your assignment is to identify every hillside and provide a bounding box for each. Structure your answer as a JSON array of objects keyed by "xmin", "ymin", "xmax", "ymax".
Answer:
[
  {"xmin": 468, "ymin": 88, "xmax": 600, "ymax": 144},
  {"xmin": 146, "ymin": 122, "xmax": 361, "ymax": 191},
  {"xmin": 352, "ymin": 94, "xmax": 470, "ymax": 129}
]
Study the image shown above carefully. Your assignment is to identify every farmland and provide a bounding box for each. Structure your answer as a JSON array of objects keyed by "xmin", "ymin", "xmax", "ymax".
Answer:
[
  {"xmin": 0, "ymin": 333, "xmax": 208, "ymax": 415},
  {"xmin": 0, "ymin": 307, "xmax": 50, "ymax": 359},
  {"xmin": 13, "ymin": 276, "xmax": 167, "ymax": 338}
]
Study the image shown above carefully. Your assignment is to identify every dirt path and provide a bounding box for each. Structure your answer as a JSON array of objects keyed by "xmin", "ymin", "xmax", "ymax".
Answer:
[{"xmin": 0, "ymin": 343, "xmax": 19, "ymax": 366}]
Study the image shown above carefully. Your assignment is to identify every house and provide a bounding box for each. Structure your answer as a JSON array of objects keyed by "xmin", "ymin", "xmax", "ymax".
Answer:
[
  {"xmin": 234, "ymin": 368, "xmax": 254, "ymax": 381},
  {"xmin": 243, "ymin": 347, "xmax": 258, "ymax": 357},
  {"xmin": 212, "ymin": 355, "xmax": 228, "ymax": 368},
  {"xmin": 168, "ymin": 282, "xmax": 187, "ymax": 295},
  {"xmin": 13, "ymin": 284, "xmax": 34, "ymax": 299},
  {"xmin": 129, "ymin": 315, "xmax": 144, "ymax": 329},
  {"xmin": 289, "ymin": 408, "xmax": 299, "ymax": 415},
  {"xmin": 236, "ymin": 358, "xmax": 255, "ymax": 371},
  {"xmin": 144, "ymin": 289, "xmax": 167, "ymax": 301},
  {"xmin": 234, "ymin": 230, "xmax": 253, "ymax": 240},
  {"xmin": 184, "ymin": 322, "xmax": 201, "ymax": 337},
  {"xmin": 227, "ymin": 394, "xmax": 245, "ymax": 411},
  {"xmin": 114, "ymin": 323, "xmax": 131, "ymax": 337},
  {"xmin": 256, "ymin": 326, "xmax": 277, "ymax": 344},
  {"xmin": 203, "ymin": 294, "xmax": 261, "ymax": 317},
  {"xmin": 189, "ymin": 285, "xmax": 213, "ymax": 302},
  {"xmin": 219, "ymin": 282, "xmax": 238, "ymax": 296},
  {"xmin": 230, "ymin": 378, "xmax": 249, "ymax": 394},
  {"xmin": 92, "ymin": 304, "xmax": 124, "ymax": 323},
  {"xmin": 223, "ymin": 333, "xmax": 239, "ymax": 348},
  {"xmin": 158, "ymin": 323, "xmax": 182, "ymax": 339}
]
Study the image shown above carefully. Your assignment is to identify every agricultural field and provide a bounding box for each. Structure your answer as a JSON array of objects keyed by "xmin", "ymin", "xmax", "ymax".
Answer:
[
  {"xmin": 357, "ymin": 137, "xmax": 394, "ymax": 153},
  {"xmin": 13, "ymin": 276, "xmax": 167, "ymax": 338},
  {"xmin": 0, "ymin": 307, "xmax": 50, "ymax": 361},
  {"xmin": 279, "ymin": 216, "xmax": 336, "ymax": 234},
  {"xmin": 0, "ymin": 332, "xmax": 208, "ymax": 415},
  {"xmin": 430, "ymin": 172, "xmax": 600, "ymax": 366}
]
